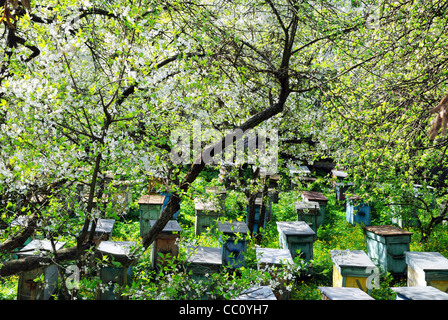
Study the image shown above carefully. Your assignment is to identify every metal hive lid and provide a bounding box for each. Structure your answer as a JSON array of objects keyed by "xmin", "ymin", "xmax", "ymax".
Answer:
[{"xmin": 276, "ymin": 221, "xmax": 316, "ymax": 236}]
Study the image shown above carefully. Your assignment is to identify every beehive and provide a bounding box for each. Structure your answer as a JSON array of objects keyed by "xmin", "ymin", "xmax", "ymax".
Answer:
[
  {"xmin": 138, "ymin": 194, "xmax": 165, "ymax": 236},
  {"xmin": 218, "ymin": 221, "xmax": 249, "ymax": 269},
  {"xmin": 405, "ymin": 251, "xmax": 448, "ymax": 292},
  {"xmin": 391, "ymin": 286, "xmax": 448, "ymax": 300},
  {"xmin": 334, "ymin": 181, "xmax": 354, "ymax": 202},
  {"xmin": 319, "ymin": 287, "xmax": 375, "ymax": 300},
  {"xmin": 289, "ymin": 165, "xmax": 315, "ymax": 189},
  {"xmin": 301, "ymin": 191, "xmax": 328, "ymax": 226},
  {"xmin": 295, "ymin": 201, "xmax": 321, "ymax": 232},
  {"xmin": 246, "ymin": 197, "xmax": 267, "ymax": 233},
  {"xmin": 331, "ymin": 250, "xmax": 377, "ymax": 292},
  {"xmin": 186, "ymin": 246, "xmax": 222, "ymax": 277},
  {"xmin": 346, "ymin": 195, "xmax": 371, "ymax": 226},
  {"xmin": 96, "ymin": 241, "xmax": 137, "ymax": 300},
  {"xmin": 364, "ymin": 225, "xmax": 413, "ymax": 275},
  {"xmin": 194, "ymin": 199, "xmax": 221, "ymax": 236},
  {"xmin": 205, "ymin": 186, "xmax": 227, "ymax": 211},
  {"xmin": 276, "ymin": 221, "xmax": 316, "ymax": 262},
  {"xmin": 233, "ymin": 286, "xmax": 277, "ymax": 300},
  {"xmin": 86, "ymin": 218, "xmax": 115, "ymax": 244},
  {"xmin": 16, "ymin": 239, "xmax": 66, "ymax": 300},
  {"xmin": 150, "ymin": 220, "xmax": 182, "ymax": 269}
]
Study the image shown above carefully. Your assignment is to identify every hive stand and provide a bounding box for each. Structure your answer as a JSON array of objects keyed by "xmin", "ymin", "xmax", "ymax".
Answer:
[
  {"xmin": 138, "ymin": 194, "xmax": 166, "ymax": 236},
  {"xmin": 319, "ymin": 287, "xmax": 375, "ymax": 300},
  {"xmin": 295, "ymin": 201, "xmax": 320, "ymax": 232},
  {"xmin": 218, "ymin": 221, "xmax": 249, "ymax": 270},
  {"xmin": 96, "ymin": 241, "xmax": 137, "ymax": 300},
  {"xmin": 86, "ymin": 218, "xmax": 115, "ymax": 244},
  {"xmin": 405, "ymin": 251, "xmax": 448, "ymax": 292},
  {"xmin": 364, "ymin": 225, "xmax": 413, "ymax": 275},
  {"xmin": 392, "ymin": 286, "xmax": 448, "ymax": 300},
  {"xmin": 346, "ymin": 195, "xmax": 371, "ymax": 226},
  {"xmin": 331, "ymin": 250, "xmax": 377, "ymax": 293},
  {"xmin": 301, "ymin": 191, "xmax": 328, "ymax": 228},
  {"xmin": 276, "ymin": 221, "xmax": 316, "ymax": 262},
  {"xmin": 233, "ymin": 286, "xmax": 277, "ymax": 300},
  {"xmin": 149, "ymin": 220, "xmax": 182, "ymax": 269},
  {"xmin": 16, "ymin": 239, "xmax": 66, "ymax": 300},
  {"xmin": 194, "ymin": 199, "xmax": 221, "ymax": 236}
]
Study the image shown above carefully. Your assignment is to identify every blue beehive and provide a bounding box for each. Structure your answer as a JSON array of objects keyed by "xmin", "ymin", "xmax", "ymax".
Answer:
[
  {"xmin": 246, "ymin": 197, "xmax": 267, "ymax": 233},
  {"xmin": 160, "ymin": 192, "xmax": 180, "ymax": 220},
  {"xmin": 346, "ymin": 195, "xmax": 371, "ymax": 226},
  {"xmin": 218, "ymin": 221, "xmax": 249, "ymax": 270}
]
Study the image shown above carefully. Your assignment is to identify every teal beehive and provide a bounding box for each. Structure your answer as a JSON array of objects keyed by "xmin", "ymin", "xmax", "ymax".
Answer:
[
  {"xmin": 16, "ymin": 239, "xmax": 66, "ymax": 300},
  {"xmin": 364, "ymin": 225, "xmax": 413, "ymax": 275},
  {"xmin": 276, "ymin": 221, "xmax": 316, "ymax": 262},
  {"xmin": 96, "ymin": 241, "xmax": 137, "ymax": 300},
  {"xmin": 301, "ymin": 191, "xmax": 328, "ymax": 227},
  {"xmin": 346, "ymin": 195, "xmax": 371, "ymax": 226},
  {"xmin": 295, "ymin": 201, "xmax": 320, "ymax": 232}
]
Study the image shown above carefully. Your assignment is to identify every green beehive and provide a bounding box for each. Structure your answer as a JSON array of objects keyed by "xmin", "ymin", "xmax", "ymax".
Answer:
[
  {"xmin": 16, "ymin": 240, "xmax": 66, "ymax": 300},
  {"xmin": 96, "ymin": 241, "xmax": 137, "ymax": 300},
  {"xmin": 295, "ymin": 201, "xmax": 320, "ymax": 232},
  {"xmin": 301, "ymin": 191, "xmax": 328, "ymax": 227},
  {"xmin": 139, "ymin": 194, "xmax": 166, "ymax": 236},
  {"xmin": 364, "ymin": 225, "xmax": 413, "ymax": 275},
  {"xmin": 194, "ymin": 199, "xmax": 221, "ymax": 236},
  {"xmin": 186, "ymin": 246, "xmax": 222, "ymax": 278},
  {"xmin": 405, "ymin": 251, "xmax": 448, "ymax": 293},
  {"xmin": 276, "ymin": 221, "xmax": 316, "ymax": 262}
]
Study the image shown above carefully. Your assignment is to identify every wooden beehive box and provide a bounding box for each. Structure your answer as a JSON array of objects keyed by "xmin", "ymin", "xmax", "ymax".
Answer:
[
  {"xmin": 86, "ymin": 218, "xmax": 115, "ymax": 244},
  {"xmin": 233, "ymin": 286, "xmax": 277, "ymax": 300},
  {"xmin": 392, "ymin": 286, "xmax": 448, "ymax": 300},
  {"xmin": 346, "ymin": 195, "xmax": 371, "ymax": 226},
  {"xmin": 319, "ymin": 286, "xmax": 375, "ymax": 300},
  {"xmin": 186, "ymin": 246, "xmax": 222, "ymax": 277},
  {"xmin": 405, "ymin": 251, "xmax": 448, "ymax": 292},
  {"xmin": 150, "ymin": 220, "xmax": 182, "ymax": 269},
  {"xmin": 256, "ymin": 247, "xmax": 294, "ymax": 300},
  {"xmin": 16, "ymin": 239, "xmax": 66, "ymax": 300},
  {"xmin": 96, "ymin": 241, "xmax": 137, "ymax": 300},
  {"xmin": 205, "ymin": 186, "xmax": 227, "ymax": 211},
  {"xmin": 276, "ymin": 221, "xmax": 316, "ymax": 262},
  {"xmin": 255, "ymin": 247, "xmax": 293, "ymax": 269},
  {"xmin": 364, "ymin": 225, "xmax": 413, "ymax": 275},
  {"xmin": 194, "ymin": 199, "xmax": 221, "ymax": 236},
  {"xmin": 289, "ymin": 165, "xmax": 315, "ymax": 189},
  {"xmin": 246, "ymin": 196, "xmax": 267, "ymax": 233},
  {"xmin": 218, "ymin": 221, "xmax": 249, "ymax": 269},
  {"xmin": 138, "ymin": 194, "xmax": 165, "ymax": 236},
  {"xmin": 301, "ymin": 191, "xmax": 328, "ymax": 226},
  {"xmin": 331, "ymin": 250, "xmax": 377, "ymax": 292},
  {"xmin": 295, "ymin": 201, "xmax": 321, "ymax": 232}
]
